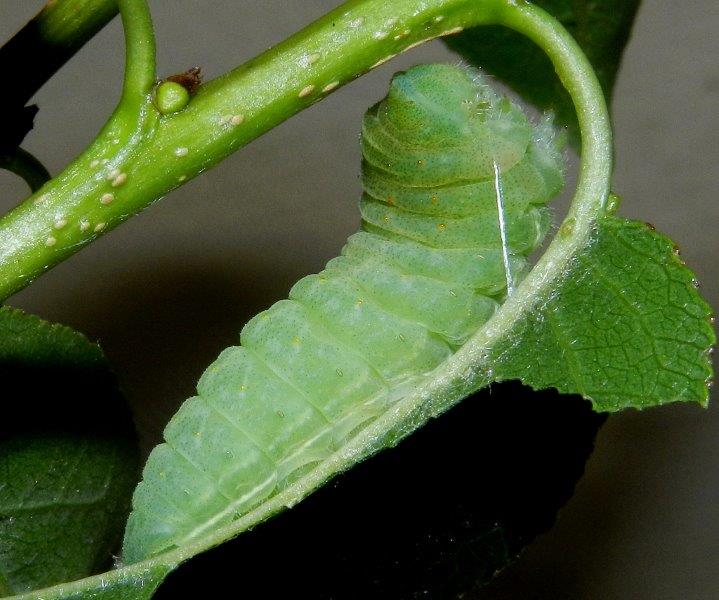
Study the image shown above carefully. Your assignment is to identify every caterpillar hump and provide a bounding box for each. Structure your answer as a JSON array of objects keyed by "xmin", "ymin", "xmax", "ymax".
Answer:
[{"xmin": 122, "ymin": 64, "xmax": 565, "ymax": 563}]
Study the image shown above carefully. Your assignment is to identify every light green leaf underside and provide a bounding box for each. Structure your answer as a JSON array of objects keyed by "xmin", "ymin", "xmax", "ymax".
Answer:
[
  {"xmin": 10, "ymin": 214, "xmax": 714, "ymax": 600},
  {"xmin": 0, "ymin": 307, "xmax": 138, "ymax": 597}
]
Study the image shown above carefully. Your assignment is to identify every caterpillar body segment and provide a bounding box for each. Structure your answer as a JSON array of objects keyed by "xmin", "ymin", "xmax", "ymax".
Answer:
[{"xmin": 122, "ymin": 64, "xmax": 565, "ymax": 564}]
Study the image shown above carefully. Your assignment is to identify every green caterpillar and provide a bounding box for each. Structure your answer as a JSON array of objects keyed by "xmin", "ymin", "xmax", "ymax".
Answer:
[{"xmin": 122, "ymin": 63, "xmax": 565, "ymax": 563}]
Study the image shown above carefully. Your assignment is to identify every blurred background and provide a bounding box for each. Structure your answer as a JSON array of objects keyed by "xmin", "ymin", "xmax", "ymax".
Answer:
[{"xmin": 0, "ymin": 1, "xmax": 717, "ymax": 598}]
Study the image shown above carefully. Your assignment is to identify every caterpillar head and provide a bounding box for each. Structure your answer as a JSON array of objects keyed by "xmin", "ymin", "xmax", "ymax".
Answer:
[{"xmin": 361, "ymin": 63, "xmax": 565, "ymax": 201}]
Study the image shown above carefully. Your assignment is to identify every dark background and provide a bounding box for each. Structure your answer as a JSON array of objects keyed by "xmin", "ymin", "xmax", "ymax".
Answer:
[{"xmin": 0, "ymin": 1, "xmax": 717, "ymax": 598}]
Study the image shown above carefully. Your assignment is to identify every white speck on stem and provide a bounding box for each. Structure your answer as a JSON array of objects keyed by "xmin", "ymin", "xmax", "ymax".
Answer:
[
  {"xmin": 174, "ymin": 147, "xmax": 189, "ymax": 157},
  {"xmin": 106, "ymin": 168, "xmax": 120, "ymax": 181},
  {"xmin": 348, "ymin": 17, "xmax": 365, "ymax": 28},
  {"xmin": 178, "ymin": 175, "xmax": 187, "ymax": 182},
  {"xmin": 53, "ymin": 218, "xmax": 67, "ymax": 229},
  {"xmin": 111, "ymin": 173, "xmax": 127, "ymax": 187},
  {"xmin": 34, "ymin": 193, "xmax": 50, "ymax": 205},
  {"xmin": 374, "ymin": 30, "xmax": 389, "ymax": 40},
  {"xmin": 80, "ymin": 220, "xmax": 90, "ymax": 232},
  {"xmin": 94, "ymin": 222, "xmax": 106, "ymax": 233},
  {"xmin": 90, "ymin": 159, "xmax": 100, "ymax": 168},
  {"xmin": 45, "ymin": 236, "xmax": 57, "ymax": 247},
  {"xmin": 434, "ymin": 15, "xmax": 445, "ymax": 23},
  {"xmin": 298, "ymin": 85, "xmax": 315, "ymax": 98},
  {"xmin": 101, "ymin": 193, "xmax": 114, "ymax": 205},
  {"xmin": 385, "ymin": 17, "xmax": 399, "ymax": 28},
  {"xmin": 322, "ymin": 81, "xmax": 340, "ymax": 93},
  {"xmin": 299, "ymin": 52, "xmax": 321, "ymax": 68},
  {"xmin": 230, "ymin": 114, "xmax": 244, "ymax": 126}
]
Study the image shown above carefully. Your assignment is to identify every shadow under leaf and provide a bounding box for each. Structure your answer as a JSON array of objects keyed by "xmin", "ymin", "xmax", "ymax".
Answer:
[{"xmin": 156, "ymin": 381, "xmax": 604, "ymax": 599}]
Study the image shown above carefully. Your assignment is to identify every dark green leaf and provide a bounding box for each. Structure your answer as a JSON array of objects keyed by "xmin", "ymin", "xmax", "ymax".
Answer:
[
  {"xmin": 445, "ymin": 0, "xmax": 642, "ymax": 144},
  {"xmin": 0, "ymin": 307, "xmax": 139, "ymax": 596}
]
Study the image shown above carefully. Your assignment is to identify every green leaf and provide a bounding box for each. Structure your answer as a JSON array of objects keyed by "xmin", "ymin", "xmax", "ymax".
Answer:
[
  {"xmin": 13, "ymin": 211, "xmax": 713, "ymax": 600},
  {"xmin": 445, "ymin": 0, "xmax": 642, "ymax": 144},
  {"xmin": 0, "ymin": 307, "xmax": 139, "ymax": 597},
  {"xmin": 489, "ymin": 216, "xmax": 715, "ymax": 410}
]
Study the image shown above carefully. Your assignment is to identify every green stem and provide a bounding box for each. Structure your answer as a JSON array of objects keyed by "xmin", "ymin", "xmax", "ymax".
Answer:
[
  {"xmin": 0, "ymin": 148, "xmax": 51, "ymax": 193},
  {"xmin": 0, "ymin": 0, "xmax": 608, "ymax": 307},
  {"xmin": 118, "ymin": 0, "xmax": 156, "ymax": 107}
]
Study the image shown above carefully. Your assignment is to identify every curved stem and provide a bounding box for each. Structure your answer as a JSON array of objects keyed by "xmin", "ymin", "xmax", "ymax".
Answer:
[
  {"xmin": 118, "ymin": 0, "xmax": 156, "ymax": 106},
  {"xmin": 0, "ymin": 148, "xmax": 51, "ymax": 193},
  {"xmin": 0, "ymin": 0, "xmax": 609, "ymax": 305},
  {"xmin": 170, "ymin": 0, "xmax": 613, "ymax": 565}
]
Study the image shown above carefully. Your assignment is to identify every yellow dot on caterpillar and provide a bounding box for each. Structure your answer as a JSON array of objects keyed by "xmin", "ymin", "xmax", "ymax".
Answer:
[
  {"xmin": 111, "ymin": 173, "xmax": 127, "ymax": 187},
  {"xmin": 292, "ymin": 336, "xmax": 301, "ymax": 345},
  {"xmin": 174, "ymin": 147, "xmax": 189, "ymax": 157},
  {"xmin": 54, "ymin": 218, "xmax": 67, "ymax": 229},
  {"xmin": 45, "ymin": 236, "xmax": 57, "ymax": 247},
  {"xmin": 240, "ymin": 385, "xmax": 246, "ymax": 391},
  {"xmin": 417, "ymin": 159, "xmax": 424, "ymax": 166},
  {"xmin": 298, "ymin": 85, "xmax": 315, "ymax": 98},
  {"xmin": 94, "ymin": 222, "xmax": 106, "ymax": 233},
  {"xmin": 383, "ymin": 215, "xmax": 390, "ymax": 222},
  {"xmin": 101, "ymin": 193, "xmax": 114, "ymax": 205},
  {"xmin": 430, "ymin": 196, "xmax": 438, "ymax": 204},
  {"xmin": 437, "ymin": 223, "xmax": 446, "ymax": 231},
  {"xmin": 80, "ymin": 220, "xmax": 90, "ymax": 232},
  {"xmin": 386, "ymin": 195, "xmax": 395, "ymax": 205},
  {"xmin": 356, "ymin": 298, "xmax": 364, "ymax": 306},
  {"xmin": 322, "ymin": 81, "xmax": 339, "ymax": 93}
]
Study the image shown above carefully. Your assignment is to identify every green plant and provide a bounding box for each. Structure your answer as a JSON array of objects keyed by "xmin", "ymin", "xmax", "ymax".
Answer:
[{"xmin": 0, "ymin": 1, "xmax": 714, "ymax": 599}]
